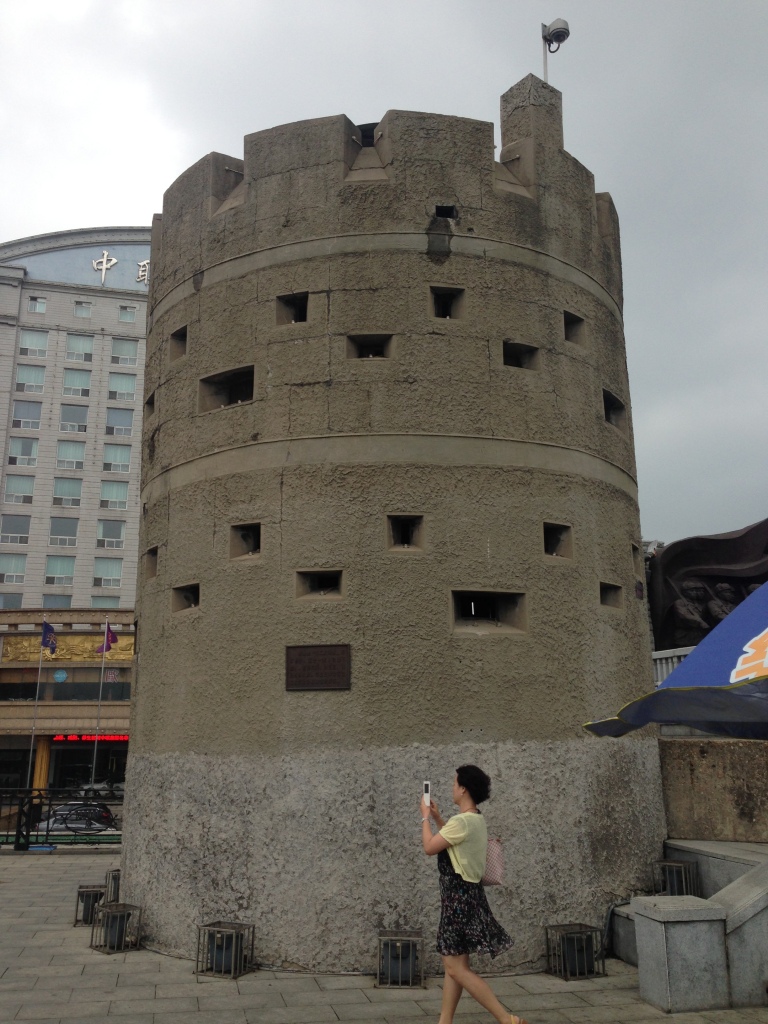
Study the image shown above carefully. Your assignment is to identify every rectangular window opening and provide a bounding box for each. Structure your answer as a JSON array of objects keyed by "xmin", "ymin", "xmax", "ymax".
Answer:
[
  {"xmin": 603, "ymin": 389, "xmax": 627, "ymax": 432},
  {"xmin": 43, "ymin": 595, "xmax": 72, "ymax": 610},
  {"xmin": 144, "ymin": 546, "xmax": 158, "ymax": 579},
  {"xmin": 388, "ymin": 515, "xmax": 423, "ymax": 550},
  {"xmin": 49, "ymin": 517, "xmax": 79, "ymax": 547},
  {"xmin": 230, "ymin": 523, "xmax": 261, "ymax": 559},
  {"xmin": 106, "ymin": 408, "xmax": 134, "ymax": 436},
  {"xmin": 118, "ymin": 305, "xmax": 136, "ymax": 323},
  {"xmin": 431, "ymin": 286, "xmax": 465, "ymax": 320},
  {"xmin": 452, "ymin": 590, "xmax": 527, "ymax": 633},
  {"xmin": 172, "ymin": 583, "xmax": 200, "ymax": 612},
  {"xmin": 543, "ymin": 522, "xmax": 573, "ymax": 559},
  {"xmin": 346, "ymin": 335, "xmax": 393, "ymax": 359},
  {"xmin": 600, "ymin": 582, "xmax": 624, "ymax": 609},
  {"xmin": 503, "ymin": 341, "xmax": 540, "ymax": 370},
  {"xmin": 276, "ymin": 292, "xmax": 308, "ymax": 325},
  {"xmin": 19, "ymin": 329, "xmax": 48, "ymax": 357},
  {"xmin": 435, "ymin": 205, "xmax": 458, "ymax": 219},
  {"xmin": 170, "ymin": 325, "xmax": 187, "ymax": 360},
  {"xmin": 564, "ymin": 311, "xmax": 585, "ymax": 344},
  {"xmin": 145, "ymin": 391, "xmax": 155, "ymax": 417},
  {"xmin": 198, "ymin": 366, "xmax": 254, "ymax": 412},
  {"xmin": 4, "ymin": 476, "xmax": 34, "ymax": 505},
  {"xmin": 28, "ymin": 297, "xmax": 46, "ymax": 313},
  {"xmin": 97, "ymin": 520, "xmax": 125, "ymax": 549},
  {"xmin": 1, "ymin": 514, "xmax": 30, "ymax": 545},
  {"xmin": 74, "ymin": 301, "xmax": 91, "ymax": 318},
  {"xmin": 296, "ymin": 570, "xmax": 342, "ymax": 598}
]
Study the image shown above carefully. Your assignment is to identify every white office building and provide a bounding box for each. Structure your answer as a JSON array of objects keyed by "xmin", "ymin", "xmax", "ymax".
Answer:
[{"xmin": 0, "ymin": 228, "xmax": 150, "ymax": 610}]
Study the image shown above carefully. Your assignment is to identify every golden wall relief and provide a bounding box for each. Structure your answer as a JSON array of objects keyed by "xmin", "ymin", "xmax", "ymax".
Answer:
[{"xmin": 1, "ymin": 634, "xmax": 134, "ymax": 663}]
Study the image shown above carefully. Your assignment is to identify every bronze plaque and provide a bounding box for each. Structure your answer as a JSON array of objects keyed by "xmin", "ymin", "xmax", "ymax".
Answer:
[{"xmin": 285, "ymin": 644, "xmax": 351, "ymax": 691}]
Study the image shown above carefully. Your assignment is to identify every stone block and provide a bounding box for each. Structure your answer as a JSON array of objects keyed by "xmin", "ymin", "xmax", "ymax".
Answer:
[{"xmin": 632, "ymin": 896, "xmax": 728, "ymax": 1013}]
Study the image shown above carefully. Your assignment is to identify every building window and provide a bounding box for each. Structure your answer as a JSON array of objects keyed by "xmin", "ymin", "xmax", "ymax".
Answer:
[
  {"xmin": 53, "ymin": 478, "xmax": 82, "ymax": 507},
  {"xmin": 66, "ymin": 333, "xmax": 93, "ymax": 361},
  {"xmin": 97, "ymin": 520, "xmax": 125, "ymax": 549},
  {"xmin": 19, "ymin": 329, "xmax": 48, "ymax": 356},
  {"xmin": 74, "ymin": 301, "xmax": 91, "ymax": 318},
  {"xmin": 144, "ymin": 546, "xmax": 158, "ymax": 579},
  {"xmin": 93, "ymin": 557, "xmax": 123, "ymax": 588},
  {"xmin": 0, "ymin": 554, "xmax": 26, "ymax": 584},
  {"xmin": 59, "ymin": 404, "xmax": 89, "ymax": 433},
  {"xmin": 15, "ymin": 365, "xmax": 45, "ymax": 394},
  {"xmin": 100, "ymin": 481, "xmax": 128, "ymax": 509},
  {"xmin": 543, "ymin": 522, "xmax": 573, "ymax": 558},
  {"xmin": 230, "ymin": 523, "xmax": 260, "ymax": 558},
  {"xmin": 603, "ymin": 389, "xmax": 627, "ymax": 432},
  {"xmin": 111, "ymin": 338, "xmax": 138, "ymax": 365},
  {"xmin": 347, "ymin": 335, "xmax": 393, "ymax": 359},
  {"xmin": 92, "ymin": 596, "xmax": 120, "ymax": 608},
  {"xmin": 43, "ymin": 594, "xmax": 72, "ymax": 610},
  {"xmin": 172, "ymin": 583, "xmax": 200, "ymax": 611},
  {"xmin": 503, "ymin": 341, "xmax": 540, "ymax": 369},
  {"xmin": 49, "ymin": 517, "xmax": 79, "ymax": 547},
  {"xmin": 62, "ymin": 369, "xmax": 91, "ymax": 397},
  {"xmin": 387, "ymin": 515, "xmax": 423, "ymax": 549},
  {"xmin": 12, "ymin": 401, "xmax": 41, "ymax": 429},
  {"xmin": 108, "ymin": 373, "xmax": 136, "ymax": 401},
  {"xmin": 198, "ymin": 367, "xmax": 254, "ymax": 412},
  {"xmin": 103, "ymin": 444, "xmax": 131, "ymax": 473},
  {"xmin": 56, "ymin": 440, "xmax": 85, "ymax": 470},
  {"xmin": 276, "ymin": 293, "xmax": 308, "ymax": 325},
  {"xmin": 430, "ymin": 286, "xmax": 465, "ymax": 319},
  {"xmin": 435, "ymin": 205, "xmax": 458, "ymax": 219},
  {"xmin": 564, "ymin": 311, "xmax": 585, "ymax": 343},
  {"xmin": 8, "ymin": 437, "xmax": 38, "ymax": 467},
  {"xmin": 4, "ymin": 476, "xmax": 34, "ymax": 505},
  {"xmin": 452, "ymin": 590, "xmax": 527, "ymax": 633},
  {"xmin": 105, "ymin": 408, "xmax": 134, "ymax": 436},
  {"xmin": 0, "ymin": 593, "xmax": 23, "ymax": 609},
  {"xmin": 45, "ymin": 555, "xmax": 75, "ymax": 586},
  {"xmin": 600, "ymin": 582, "xmax": 624, "ymax": 609},
  {"xmin": 144, "ymin": 392, "xmax": 155, "ymax": 418},
  {"xmin": 296, "ymin": 570, "xmax": 343, "ymax": 598},
  {"xmin": 118, "ymin": 306, "xmax": 136, "ymax": 323},
  {"xmin": 27, "ymin": 297, "xmax": 46, "ymax": 313},
  {"xmin": 170, "ymin": 325, "xmax": 187, "ymax": 360},
  {"xmin": 0, "ymin": 514, "xmax": 30, "ymax": 544}
]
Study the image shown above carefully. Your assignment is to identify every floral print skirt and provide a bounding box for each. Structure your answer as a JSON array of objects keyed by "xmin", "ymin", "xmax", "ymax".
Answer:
[{"xmin": 435, "ymin": 849, "xmax": 514, "ymax": 958}]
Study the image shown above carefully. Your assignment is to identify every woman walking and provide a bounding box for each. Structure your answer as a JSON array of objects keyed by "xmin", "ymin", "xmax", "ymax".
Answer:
[{"xmin": 421, "ymin": 765, "xmax": 528, "ymax": 1024}]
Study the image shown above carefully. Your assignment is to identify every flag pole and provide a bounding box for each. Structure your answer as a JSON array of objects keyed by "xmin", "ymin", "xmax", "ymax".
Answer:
[
  {"xmin": 25, "ymin": 617, "xmax": 47, "ymax": 790},
  {"xmin": 90, "ymin": 617, "xmax": 109, "ymax": 788}
]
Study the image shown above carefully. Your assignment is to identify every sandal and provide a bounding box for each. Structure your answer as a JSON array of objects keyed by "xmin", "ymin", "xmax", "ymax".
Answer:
[{"xmin": 510, "ymin": 1017, "xmax": 530, "ymax": 1024}]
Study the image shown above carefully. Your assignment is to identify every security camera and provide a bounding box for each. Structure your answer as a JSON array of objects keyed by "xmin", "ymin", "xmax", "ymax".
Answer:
[{"xmin": 542, "ymin": 18, "xmax": 570, "ymax": 50}]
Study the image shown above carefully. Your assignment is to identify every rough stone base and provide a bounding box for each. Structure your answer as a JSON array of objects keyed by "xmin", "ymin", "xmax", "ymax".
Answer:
[
  {"xmin": 121, "ymin": 737, "xmax": 664, "ymax": 973},
  {"xmin": 660, "ymin": 739, "xmax": 768, "ymax": 841}
]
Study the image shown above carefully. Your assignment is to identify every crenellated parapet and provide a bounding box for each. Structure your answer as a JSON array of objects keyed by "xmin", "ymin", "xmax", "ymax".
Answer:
[{"xmin": 148, "ymin": 76, "xmax": 620, "ymax": 313}]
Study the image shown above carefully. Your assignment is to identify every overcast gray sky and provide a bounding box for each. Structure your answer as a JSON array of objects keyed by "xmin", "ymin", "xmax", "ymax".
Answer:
[{"xmin": 1, "ymin": 0, "xmax": 765, "ymax": 544}]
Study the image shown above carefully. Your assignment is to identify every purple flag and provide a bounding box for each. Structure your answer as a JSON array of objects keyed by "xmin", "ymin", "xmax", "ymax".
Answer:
[{"xmin": 97, "ymin": 624, "xmax": 118, "ymax": 654}]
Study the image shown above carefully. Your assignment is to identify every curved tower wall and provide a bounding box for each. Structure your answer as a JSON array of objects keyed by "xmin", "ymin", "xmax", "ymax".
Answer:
[{"xmin": 124, "ymin": 75, "xmax": 665, "ymax": 971}]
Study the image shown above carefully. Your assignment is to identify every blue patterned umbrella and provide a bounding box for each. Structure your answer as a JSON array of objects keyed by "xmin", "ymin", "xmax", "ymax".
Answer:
[{"xmin": 585, "ymin": 583, "xmax": 768, "ymax": 737}]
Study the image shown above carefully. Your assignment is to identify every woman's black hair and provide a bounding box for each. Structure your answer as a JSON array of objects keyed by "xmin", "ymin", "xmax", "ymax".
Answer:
[{"xmin": 456, "ymin": 764, "xmax": 491, "ymax": 805}]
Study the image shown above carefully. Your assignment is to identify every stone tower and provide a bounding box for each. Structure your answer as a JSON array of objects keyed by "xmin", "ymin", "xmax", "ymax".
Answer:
[{"xmin": 124, "ymin": 75, "xmax": 665, "ymax": 971}]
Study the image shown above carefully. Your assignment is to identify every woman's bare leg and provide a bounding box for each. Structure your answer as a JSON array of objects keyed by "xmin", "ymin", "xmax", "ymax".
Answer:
[
  {"xmin": 441, "ymin": 954, "xmax": 526, "ymax": 1024},
  {"xmin": 437, "ymin": 959, "xmax": 463, "ymax": 1024}
]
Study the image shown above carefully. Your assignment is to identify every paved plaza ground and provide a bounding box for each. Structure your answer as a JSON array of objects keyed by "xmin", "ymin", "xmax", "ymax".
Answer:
[{"xmin": 2, "ymin": 851, "xmax": 768, "ymax": 1024}]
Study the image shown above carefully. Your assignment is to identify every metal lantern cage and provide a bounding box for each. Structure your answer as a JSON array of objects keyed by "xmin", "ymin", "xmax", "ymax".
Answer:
[
  {"xmin": 90, "ymin": 902, "xmax": 142, "ymax": 954},
  {"xmin": 74, "ymin": 884, "xmax": 106, "ymax": 927},
  {"xmin": 652, "ymin": 859, "xmax": 699, "ymax": 897},
  {"xmin": 195, "ymin": 921, "xmax": 256, "ymax": 980},
  {"xmin": 376, "ymin": 930, "xmax": 425, "ymax": 988},
  {"xmin": 546, "ymin": 923, "xmax": 605, "ymax": 981}
]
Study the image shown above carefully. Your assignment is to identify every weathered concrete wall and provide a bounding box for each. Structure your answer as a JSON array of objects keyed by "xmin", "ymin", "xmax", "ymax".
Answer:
[
  {"xmin": 124, "ymin": 74, "xmax": 662, "ymax": 970},
  {"xmin": 123, "ymin": 738, "xmax": 663, "ymax": 972},
  {"xmin": 660, "ymin": 739, "xmax": 768, "ymax": 841}
]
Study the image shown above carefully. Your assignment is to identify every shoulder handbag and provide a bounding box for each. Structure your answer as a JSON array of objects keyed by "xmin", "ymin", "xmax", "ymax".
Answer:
[{"xmin": 482, "ymin": 837, "xmax": 504, "ymax": 886}]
